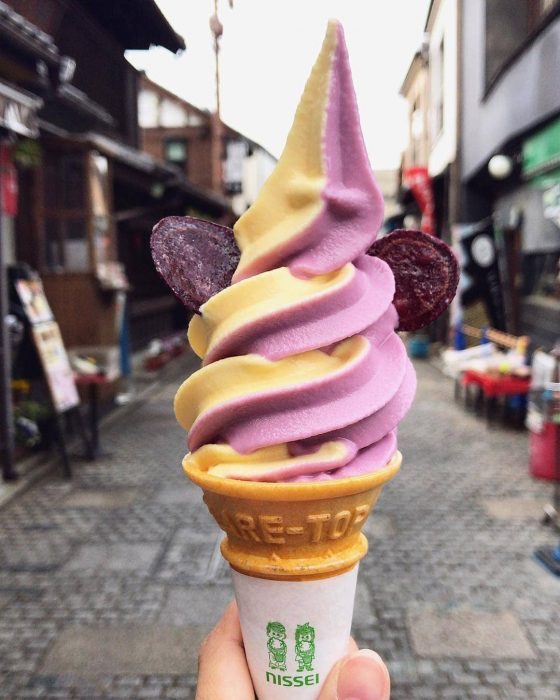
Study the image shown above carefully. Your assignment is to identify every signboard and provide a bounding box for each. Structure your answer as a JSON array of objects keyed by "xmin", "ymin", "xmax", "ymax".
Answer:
[
  {"xmin": 0, "ymin": 144, "xmax": 18, "ymax": 217},
  {"xmin": 14, "ymin": 272, "xmax": 80, "ymax": 414},
  {"xmin": 15, "ymin": 278, "xmax": 54, "ymax": 325},
  {"xmin": 543, "ymin": 184, "xmax": 560, "ymax": 228},
  {"xmin": 452, "ymin": 220, "xmax": 507, "ymax": 331},
  {"xmin": 31, "ymin": 322, "xmax": 80, "ymax": 413},
  {"xmin": 403, "ymin": 166, "xmax": 435, "ymax": 235},
  {"xmin": 522, "ymin": 117, "xmax": 560, "ymax": 178}
]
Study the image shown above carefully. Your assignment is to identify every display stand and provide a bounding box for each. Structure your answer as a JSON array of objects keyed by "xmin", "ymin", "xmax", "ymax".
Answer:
[
  {"xmin": 15, "ymin": 274, "xmax": 90, "ymax": 478},
  {"xmin": 462, "ymin": 369, "xmax": 530, "ymax": 427},
  {"xmin": 74, "ymin": 371, "xmax": 119, "ymax": 460}
]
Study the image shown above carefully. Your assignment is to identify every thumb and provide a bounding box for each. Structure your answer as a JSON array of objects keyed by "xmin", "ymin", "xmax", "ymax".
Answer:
[{"xmin": 318, "ymin": 649, "xmax": 391, "ymax": 700}]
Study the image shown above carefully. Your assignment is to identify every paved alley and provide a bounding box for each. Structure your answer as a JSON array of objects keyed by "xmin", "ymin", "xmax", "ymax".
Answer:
[{"xmin": 0, "ymin": 356, "xmax": 559, "ymax": 699}]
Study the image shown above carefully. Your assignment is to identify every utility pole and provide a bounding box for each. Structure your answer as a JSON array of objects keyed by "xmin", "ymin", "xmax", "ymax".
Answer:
[
  {"xmin": 209, "ymin": 0, "xmax": 224, "ymax": 194},
  {"xmin": 210, "ymin": 0, "xmax": 223, "ymax": 121}
]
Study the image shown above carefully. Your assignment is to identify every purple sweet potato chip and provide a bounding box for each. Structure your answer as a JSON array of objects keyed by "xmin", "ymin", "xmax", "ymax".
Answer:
[
  {"xmin": 151, "ymin": 216, "xmax": 240, "ymax": 313},
  {"xmin": 368, "ymin": 229, "xmax": 459, "ymax": 331}
]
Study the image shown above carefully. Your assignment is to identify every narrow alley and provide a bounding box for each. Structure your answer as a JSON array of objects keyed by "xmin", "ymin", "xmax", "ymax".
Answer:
[{"xmin": 0, "ymin": 357, "xmax": 558, "ymax": 700}]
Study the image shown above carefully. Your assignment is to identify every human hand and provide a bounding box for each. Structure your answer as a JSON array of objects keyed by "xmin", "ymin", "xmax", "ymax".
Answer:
[{"xmin": 196, "ymin": 601, "xmax": 390, "ymax": 700}]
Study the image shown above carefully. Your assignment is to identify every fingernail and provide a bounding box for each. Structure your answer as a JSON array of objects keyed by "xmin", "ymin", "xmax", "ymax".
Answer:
[{"xmin": 337, "ymin": 649, "xmax": 389, "ymax": 700}]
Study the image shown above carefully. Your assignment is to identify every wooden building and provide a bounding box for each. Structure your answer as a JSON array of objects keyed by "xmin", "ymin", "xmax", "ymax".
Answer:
[
  {"xmin": 139, "ymin": 75, "xmax": 277, "ymax": 219},
  {"xmin": 1, "ymin": 0, "xmax": 232, "ymax": 355}
]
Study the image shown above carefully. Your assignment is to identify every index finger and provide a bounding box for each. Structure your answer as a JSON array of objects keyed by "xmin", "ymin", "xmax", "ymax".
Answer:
[{"xmin": 196, "ymin": 601, "xmax": 256, "ymax": 700}]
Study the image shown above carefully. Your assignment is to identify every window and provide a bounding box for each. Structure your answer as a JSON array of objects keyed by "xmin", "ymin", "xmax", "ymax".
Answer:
[
  {"xmin": 164, "ymin": 139, "xmax": 187, "ymax": 167},
  {"xmin": 42, "ymin": 152, "xmax": 88, "ymax": 272},
  {"xmin": 42, "ymin": 150, "xmax": 116, "ymax": 273},
  {"xmin": 485, "ymin": 0, "xmax": 560, "ymax": 89},
  {"xmin": 411, "ymin": 102, "xmax": 424, "ymax": 164},
  {"xmin": 138, "ymin": 89, "xmax": 159, "ymax": 128},
  {"xmin": 223, "ymin": 140, "xmax": 246, "ymax": 195},
  {"xmin": 522, "ymin": 251, "xmax": 560, "ymax": 299}
]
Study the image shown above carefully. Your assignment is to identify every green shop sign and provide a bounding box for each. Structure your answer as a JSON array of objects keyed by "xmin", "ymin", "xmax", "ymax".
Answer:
[{"xmin": 522, "ymin": 117, "xmax": 560, "ymax": 178}]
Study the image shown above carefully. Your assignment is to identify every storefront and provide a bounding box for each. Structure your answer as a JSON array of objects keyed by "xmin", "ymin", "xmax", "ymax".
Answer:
[
  {"xmin": 0, "ymin": 81, "xmax": 43, "ymax": 479},
  {"xmin": 493, "ymin": 117, "xmax": 560, "ymax": 349},
  {"xmin": 16, "ymin": 127, "xmax": 231, "ymax": 354}
]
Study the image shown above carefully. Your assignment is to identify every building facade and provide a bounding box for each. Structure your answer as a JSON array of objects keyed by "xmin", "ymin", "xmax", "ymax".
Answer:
[
  {"xmin": 400, "ymin": 51, "xmax": 430, "ymax": 176},
  {"xmin": 139, "ymin": 76, "xmax": 276, "ymax": 219},
  {"xmin": 1, "ymin": 0, "xmax": 233, "ymax": 357},
  {"xmin": 400, "ymin": 0, "xmax": 560, "ymax": 347},
  {"xmin": 400, "ymin": 0, "xmax": 461, "ymax": 241},
  {"xmin": 461, "ymin": 0, "xmax": 560, "ymax": 346}
]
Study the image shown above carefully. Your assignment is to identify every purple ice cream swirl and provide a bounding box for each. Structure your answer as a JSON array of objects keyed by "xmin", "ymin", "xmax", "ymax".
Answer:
[{"xmin": 176, "ymin": 21, "xmax": 416, "ymax": 482}]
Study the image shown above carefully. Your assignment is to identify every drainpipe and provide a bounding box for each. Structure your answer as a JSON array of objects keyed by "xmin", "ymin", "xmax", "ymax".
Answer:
[
  {"xmin": 0, "ymin": 138, "xmax": 17, "ymax": 480},
  {"xmin": 449, "ymin": 0, "xmax": 463, "ymax": 226}
]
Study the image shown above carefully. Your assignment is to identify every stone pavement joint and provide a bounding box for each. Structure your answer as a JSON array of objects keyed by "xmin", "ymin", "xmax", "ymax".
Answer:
[
  {"xmin": 62, "ymin": 489, "xmax": 140, "ymax": 509},
  {"xmin": 408, "ymin": 609, "xmax": 536, "ymax": 659},
  {"xmin": 482, "ymin": 497, "xmax": 548, "ymax": 520},
  {"xmin": 0, "ymin": 356, "xmax": 559, "ymax": 699},
  {"xmin": 40, "ymin": 625, "xmax": 206, "ymax": 676}
]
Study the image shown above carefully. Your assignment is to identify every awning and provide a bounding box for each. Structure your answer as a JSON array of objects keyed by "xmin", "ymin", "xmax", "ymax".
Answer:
[
  {"xmin": 78, "ymin": 0, "xmax": 186, "ymax": 53},
  {"xmin": 0, "ymin": 2, "xmax": 60, "ymax": 67},
  {"xmin": 39, "ymin": 122, "xmax": 232, "ymax": 216},
  {"xmin": 0, "ymin": 80, "xmax": 43, "ymax": 138},
  {"xmin": 86, "ymin": 133, "xmax": 231, "ymax": 214}
]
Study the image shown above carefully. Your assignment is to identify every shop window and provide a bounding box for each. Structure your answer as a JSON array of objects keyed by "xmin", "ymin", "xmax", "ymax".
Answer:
[
  {"xmin": 522, "ymin": 250, "xmax": 560, "ymax": 299},
  {"xmin": 42, "ymin": 150, "xmax": 114, "ymax": 274},
  {"xmin": 164, "ymin": 138, "xmax": 188, "ymax": 167},
  {"xmin": 485, "ymin": 0, "xmax": 560, "ymax": 89},
  {"xmin": 62, "ymin": 157, "xmax": 85, "ymax": 210},
  {"xmin": 42, "ymin": 152, "xmax": 89, "ymax": 273},
  {"xmin": 63, "ymin": 219, "xmax": 89, "ymax": 272},
  {"xmin": 45, "ymin": 218, "xmax": 62, "ymax": 271}
]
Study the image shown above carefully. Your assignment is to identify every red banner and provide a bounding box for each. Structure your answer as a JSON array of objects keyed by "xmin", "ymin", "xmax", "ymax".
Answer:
[
  {"xmin": 403, "ymin": 166, "xmax": 435, "ymax": 235},
  {"xmin": 0, "ymin": 144, "xmax": 18, "ymax": 217}
]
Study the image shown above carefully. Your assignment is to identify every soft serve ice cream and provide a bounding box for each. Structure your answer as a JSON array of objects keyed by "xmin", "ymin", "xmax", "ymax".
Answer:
[
  {"xmin": 174, "ymin": 21, "xmax": 416, "ymax": 482},
  {"xmin": 151, "ymin": 22, "xmax": 458, "ymax": 699}
]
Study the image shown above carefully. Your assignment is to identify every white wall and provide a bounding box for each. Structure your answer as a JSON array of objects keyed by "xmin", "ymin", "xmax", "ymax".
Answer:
[
  {"xmin": 428, "ymin": 0, "xmax": 458, "ymax": 177},
  {"xmin": 461, "ymin": 1, "xmax": 560, "ymax": 179},
  {"xmin": 138, "ymin": 89, "xmax": 158, "ymax": 128},
  {"xmin": 138, "ymin": 89, "xmax": 205, "ymax": 129},
  {"xmin": 231, "ymin": 147, "xmax": 276, "ymax": 216}
]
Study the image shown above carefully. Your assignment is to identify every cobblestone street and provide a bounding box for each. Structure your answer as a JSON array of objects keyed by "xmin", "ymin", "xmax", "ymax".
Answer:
[{"xmin": 0, "ymin": 355, "xmax": 559, "ymax": 699}]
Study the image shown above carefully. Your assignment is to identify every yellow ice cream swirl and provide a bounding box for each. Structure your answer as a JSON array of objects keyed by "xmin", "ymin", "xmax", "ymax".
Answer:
[{"xmin": 175, "ymin": 21, "xmax": 414, "ymax": 482}]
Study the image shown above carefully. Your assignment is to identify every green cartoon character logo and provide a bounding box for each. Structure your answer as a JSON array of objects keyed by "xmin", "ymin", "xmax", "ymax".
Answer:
[
  {"xmin": 267, "ymin": 621, "xmax": 287, "ymax": 671},
  {"xmin": 295, "ymin": 623, "xmax": 316, "ymax": 672}
]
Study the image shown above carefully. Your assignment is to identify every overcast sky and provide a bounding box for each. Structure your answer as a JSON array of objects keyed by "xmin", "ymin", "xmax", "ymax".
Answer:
[{"xmin": 127, "ymin": 0, "xmax": 430, "ymax": 169}]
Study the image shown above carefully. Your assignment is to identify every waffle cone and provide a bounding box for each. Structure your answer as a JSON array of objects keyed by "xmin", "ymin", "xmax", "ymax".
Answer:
[{"xmin": 184, "ymin": 451, "xmax": 401, "ymax": 581}]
